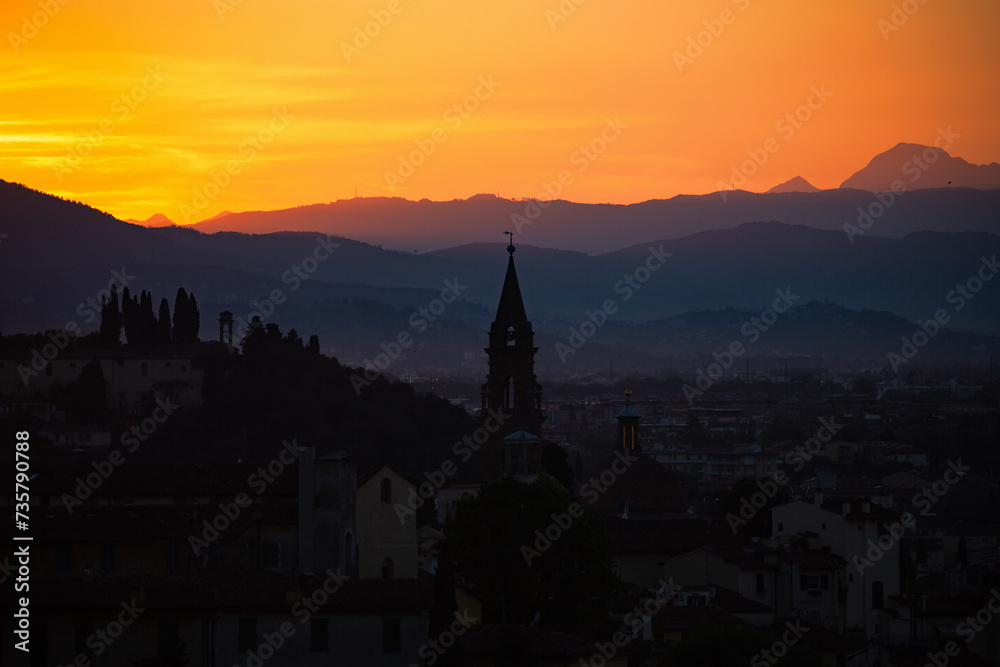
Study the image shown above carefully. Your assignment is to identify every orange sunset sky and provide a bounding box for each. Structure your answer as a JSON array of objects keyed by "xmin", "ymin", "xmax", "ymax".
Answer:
[{"xmin": 1, "ymin": 0, "xmax": 999, "ymax": 224}]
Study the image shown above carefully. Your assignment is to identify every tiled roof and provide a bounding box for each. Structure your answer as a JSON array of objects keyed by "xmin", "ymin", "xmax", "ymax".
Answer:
[
  {"xmin": 21, "ymin": 572, "xmax": 433, "ymax": 612},
  {"xmin": 456, "ymin": 625, "xmax": 598, "ymax": 657},
  {"xmin": 577, "ymin": 454, "xmax": 684, "ymax": 512},
  {"xmin": 600, "ymin": 517, "xmax": 708, "ymax": 554},
  {"xmin": 23, "ymin": 504, "xmax": 297, "ymax": 542},
  {"xmin": 1, "ymin": 461, "xmax": 299, "ymax": 497},
  {"xmin": 651, "ymin": 604, "xmax": 753, "ymax": 631}
]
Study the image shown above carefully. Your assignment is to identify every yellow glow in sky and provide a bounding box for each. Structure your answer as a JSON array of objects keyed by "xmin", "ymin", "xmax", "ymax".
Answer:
[{"xmin": 1, "ymin": 0, "xmax": 998, "ymax": 223}]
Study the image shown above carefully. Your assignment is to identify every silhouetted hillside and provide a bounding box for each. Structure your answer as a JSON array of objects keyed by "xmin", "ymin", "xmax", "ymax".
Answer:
[
  {"xmin": 185, "ymin": 187, "xmax": 1000, "ymax": 253},
  {"xmin": 841, "ymin": 143, "xmax": 1000, "ymax": 191},
  {"xmin": 3, "ymin": 181, "xmax": 1000, "ymax": 375},
  {"xmin": 765, "ymin": 176, "xmax": 820, "ymax": 194}
]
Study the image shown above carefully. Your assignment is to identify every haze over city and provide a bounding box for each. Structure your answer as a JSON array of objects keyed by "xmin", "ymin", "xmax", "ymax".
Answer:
[{"xmin": 2, "ymin": 1, "xmax": 1000, "ymax": 666}]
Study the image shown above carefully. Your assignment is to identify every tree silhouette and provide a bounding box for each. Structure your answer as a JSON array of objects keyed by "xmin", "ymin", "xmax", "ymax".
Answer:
[
  {"xmin": 157, "ymin": 298, "xmax": 171, "ymax": 347},
  {"xmin": 188, "ymin": 292, "xmax": 200, "ymax": 343},
  {"xmin": 98, "ymin": 285, "xmax": 122, "ymax": 348},
  {"xmin": 541, "ymin": 442, "xmax": 574, "ymax": 489},
  {"xmin": 171, "ymin": 288, "xmax": 200, "ymax": 347},
  {"xmin": 446, "ymin": 475, "xmax": 618, "ymax": 636}
]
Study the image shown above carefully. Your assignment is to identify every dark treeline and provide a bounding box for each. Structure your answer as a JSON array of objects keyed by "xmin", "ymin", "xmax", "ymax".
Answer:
[{"xmin": 98, "ymin": 285, "xmax": 200, "ymax": 348}]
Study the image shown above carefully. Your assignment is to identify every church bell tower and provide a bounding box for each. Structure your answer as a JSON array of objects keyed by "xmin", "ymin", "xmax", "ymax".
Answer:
[{"xmin": 481, "ymin": 233, "xmax": 545, "ymax": 479}]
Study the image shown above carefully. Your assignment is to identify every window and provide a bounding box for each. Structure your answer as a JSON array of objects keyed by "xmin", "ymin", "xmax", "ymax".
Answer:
[
  {"xmin": 382, "ymin": 618, "xmax": 401, "ymax": 653},
  {"xmin": 799, "ymin": 574, "xmax": 829, "ymax": 591},
  {"xmin": 141, "ymin": 362, "xmax": 149, "ymax": 377},
  {"xmin": 238, "ymin": 618, "xmax": 256, "ymax": 651},
  {"xmin": 872, "ymin": 581, "xmax": 884, "ymax": 609},
  {"xmin": 777, "ymin": 523, "xmax": 784, "ymax": 532},
  {"xmin": 756, "ymin": 573, "xmax": 765, "ymax": 596},
  {"xmin": 380, "ymin": 478, "xmax": 392, "ymax": 504},
  {"xmin": 310, "ymin": 618, "xmax": 329, "ymax": 652},
  {"xmin": 344, "ymin": 533, "xmax": 355, "ymax": 572},
  {"xmin": 382, "ymin": 558, "xmax": 394, "ymax": 580},
  {"xmin": 821, "ymin": 523, "xmax": 826, "ymax": 530},
  {"xmin": 262, "ymin": 543, "xmax": 280, "ymax": 569},
  {"xmin": 100, "ymin": 545, "xmax": 116, "ymax": 575}
]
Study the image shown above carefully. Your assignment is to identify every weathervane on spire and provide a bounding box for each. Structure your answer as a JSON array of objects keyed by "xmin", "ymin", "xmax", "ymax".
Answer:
[{"xmin": 505, "ymin": 230, "xmax": 515, "ymax": 255}]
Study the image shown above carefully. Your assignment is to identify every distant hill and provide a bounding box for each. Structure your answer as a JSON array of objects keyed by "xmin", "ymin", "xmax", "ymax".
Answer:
[
  {"xmin": 185, "ymin": 188, "xmax": 1000, "ymax": 254},
  {"xmin": 766, "ymin": 176, "xmax": 819, "ymax": 194},
  {"xmin": 2, "ymin": 180, "xmax": 999, "ymax": 375},
  {"xmin": 841, "ymin": 143, "xmax": 1000, "ymax": 192},
  {"xmin": 125, "ymin": 213, "xmax": 175, "ymax": 227}
]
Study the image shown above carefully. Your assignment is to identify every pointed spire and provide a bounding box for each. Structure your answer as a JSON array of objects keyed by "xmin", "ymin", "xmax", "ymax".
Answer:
[{"xmin": 494, "ymin": 233, "xmax": 527, "ymax": 326}]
